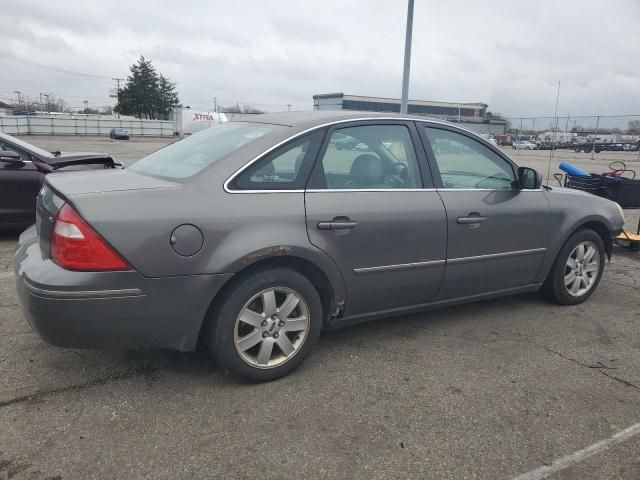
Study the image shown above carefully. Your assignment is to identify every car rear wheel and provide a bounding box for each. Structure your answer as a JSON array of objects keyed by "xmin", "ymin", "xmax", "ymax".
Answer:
[
  {"xmin": 542, "ymin": 229, "xmax": 605, "ymax": 305},
  {"xmin": 207, "ymin": 268, "xmax": 323, "ymax": 382}
]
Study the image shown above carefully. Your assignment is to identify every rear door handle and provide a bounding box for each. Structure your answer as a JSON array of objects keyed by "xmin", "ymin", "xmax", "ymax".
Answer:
[
  {"xmin": 457, "ymin": 214, "xmax": 487, "ymax": 225},
  {"xmin": 317, "ymin": 219, "xmax": 359, "ymax": 230}
]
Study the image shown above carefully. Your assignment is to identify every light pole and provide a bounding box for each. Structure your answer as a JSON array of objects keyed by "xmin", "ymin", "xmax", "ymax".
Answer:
[
  {"xmin": 13, "ymin": 90, "xmax": 22, "ymax": 111},
  {"xmin": 399, "ymin": 0, "xmax": 414, "ymax": 114},
  {"xmin": 83, "ymin": 100, "xmax": 89, "ymax": 113},
  {"xmin": 43, "ymin": 94, "xmax": 50, "ymax": 115}
]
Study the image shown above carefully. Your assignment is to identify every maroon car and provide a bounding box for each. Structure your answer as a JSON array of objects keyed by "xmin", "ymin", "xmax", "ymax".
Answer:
[{"xmin": 0, "ymin": 132, "xmax": 119, "ymax": 230}]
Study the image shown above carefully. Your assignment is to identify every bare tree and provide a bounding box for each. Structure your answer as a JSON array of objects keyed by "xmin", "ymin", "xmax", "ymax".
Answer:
[{"xmin": 626, "ymin": 120, "xmax": 640, "ymax": 136}]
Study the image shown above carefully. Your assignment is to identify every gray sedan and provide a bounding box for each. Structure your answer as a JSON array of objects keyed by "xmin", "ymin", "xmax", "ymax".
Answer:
[{"xmin": 14, "ymin": 111, "xmax": 625, "ymax": 381}]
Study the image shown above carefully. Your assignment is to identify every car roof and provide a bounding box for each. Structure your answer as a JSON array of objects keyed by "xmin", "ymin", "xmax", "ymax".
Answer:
[{"xmin": 231, "ymin": 110, "xmax": 454, "ymax": 129}]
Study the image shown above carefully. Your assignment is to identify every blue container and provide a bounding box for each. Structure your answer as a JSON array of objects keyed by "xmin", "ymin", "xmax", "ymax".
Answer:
[{"xmin": 559, "ymin": 161, "xmax": 590, "ymax": 177}]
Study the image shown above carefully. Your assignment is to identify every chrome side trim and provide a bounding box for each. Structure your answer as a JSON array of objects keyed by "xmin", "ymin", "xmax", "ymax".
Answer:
[
  {"xmin": 224, "ymin": 189, "xmax": 305, "ymax": 194},
  {"xmin": 223, "ymin": 116, "xmax": 492, "ymax": 194},
  {"xmin": 23, "ymin": 280, "xmax": 144, "ymax": 300},
  {"xmin": 354, "ymin": 259, "xmax": 445, "ymax": 275},
  {"xmin": 447, "ymin": 248, "xmax": 547, "ymax": 265},
  {"xmin": 437, "ymin": 188, "xmax": 544, "ymax": 192},
  {"xmin": 307, "ymin": 188, "xmax": 437, "ymax": 193}
]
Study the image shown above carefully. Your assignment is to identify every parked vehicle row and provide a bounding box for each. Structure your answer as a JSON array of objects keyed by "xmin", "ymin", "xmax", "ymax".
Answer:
[{"xmin": 12, "ymin": 112, "xmax": 625, "ymax": 382}]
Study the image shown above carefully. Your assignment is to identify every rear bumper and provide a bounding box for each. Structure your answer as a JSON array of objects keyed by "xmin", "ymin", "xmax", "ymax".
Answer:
[{"xmin": 14, "ymin": 226, "xmax": 232, "ymax": 351}]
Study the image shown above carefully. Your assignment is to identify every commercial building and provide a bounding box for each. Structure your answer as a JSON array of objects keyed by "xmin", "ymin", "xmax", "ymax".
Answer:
[{"xmin": 312, "ymin": 93, "xmax": 505, "ymax": 135}]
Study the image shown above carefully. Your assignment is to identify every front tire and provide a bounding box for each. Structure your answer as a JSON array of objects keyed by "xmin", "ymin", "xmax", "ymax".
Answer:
[
  {"xmin": 207, "ymin": 268, "xmax": 323, "ymax": 382},
  {"xmin": 542, "ymin": 229, "xmax": 605, "ymax": 305}
]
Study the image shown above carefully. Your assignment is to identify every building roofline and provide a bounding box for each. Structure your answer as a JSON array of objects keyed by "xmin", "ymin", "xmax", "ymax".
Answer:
[{"xmin": 313, "ymin": 92, "xmax": 487, "ymax": 108}]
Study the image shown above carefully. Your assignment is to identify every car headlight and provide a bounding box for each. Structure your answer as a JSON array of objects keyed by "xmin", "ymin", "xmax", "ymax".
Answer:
[{"xmin": 614, "ymin": 202, "xmax": 625, "ymax": 224}]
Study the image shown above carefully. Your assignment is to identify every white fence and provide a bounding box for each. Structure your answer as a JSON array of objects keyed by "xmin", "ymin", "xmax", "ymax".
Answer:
[{"xmin": 0, "ymin": 115, "xmax": 175, "ymax": 137}]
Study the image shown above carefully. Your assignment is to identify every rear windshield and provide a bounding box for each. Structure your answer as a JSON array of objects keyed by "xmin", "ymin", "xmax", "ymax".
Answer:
[{"xmin": 129, "ymin": 122, "xmax": 283, "ymax": 180}]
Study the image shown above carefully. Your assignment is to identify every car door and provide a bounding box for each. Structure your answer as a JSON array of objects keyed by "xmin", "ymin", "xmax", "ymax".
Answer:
[
  {"xmin": 305, "ymin": 121, "xmax": 447, "ymax": 318},
  {"xmin": 0, "ymin": 142, "xmax": 43, "ymax": 228},
  {"xmin": 420, "ymin": 125, "xmax": 550, "ymax": 299}
]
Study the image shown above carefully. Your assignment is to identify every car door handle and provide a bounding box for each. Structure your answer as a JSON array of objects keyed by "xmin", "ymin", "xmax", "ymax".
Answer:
[
  {"xmin": 317, "ymin": 219, "xmax": 359, "ymax": 230},
  {"xmin": 457, "ymin": 215, "xmax": 487, "ymax": 224}
]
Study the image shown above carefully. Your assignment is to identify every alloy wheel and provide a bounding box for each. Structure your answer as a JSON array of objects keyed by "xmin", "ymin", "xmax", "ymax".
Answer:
[
  {"xmin": 564, "ymin": 241, "xmax": 600, "ymax": 297},
  {"xmin": 233, "ymin": 287, "xmax": 310, "ymax": 369}
]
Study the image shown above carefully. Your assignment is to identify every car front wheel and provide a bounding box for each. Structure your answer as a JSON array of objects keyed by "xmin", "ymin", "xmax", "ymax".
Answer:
[
  {"xmin": 542, "ymin": 229, "xmax": 605, "ymax": 305},
  {"xmin": 207, "ymin": 267, "xmax": 323, "ymax": 382}
]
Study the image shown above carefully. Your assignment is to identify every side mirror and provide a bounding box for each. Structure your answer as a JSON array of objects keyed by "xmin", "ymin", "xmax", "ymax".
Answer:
[
  {"xmin": 517, "ymin": 166, "xmax": 542, "ymax": 189},
  {"xmin": 0, "ymin": 150, "xmax": 23, "ymax": 164}
]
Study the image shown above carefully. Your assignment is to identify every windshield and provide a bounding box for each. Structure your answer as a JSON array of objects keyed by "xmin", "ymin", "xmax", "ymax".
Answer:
[
  {"xmin": 0, "ymin": 132, "xmax": 53, "ymax": 158},
  {"xmin": 128, "ymin": 122, "xmax": 283, "ymax": 180}
]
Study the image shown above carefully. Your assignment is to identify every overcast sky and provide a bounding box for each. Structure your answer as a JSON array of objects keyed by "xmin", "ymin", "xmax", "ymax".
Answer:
[{"xmin": 1, "ymin": 0, "xmax": 639, "ymax": 120}]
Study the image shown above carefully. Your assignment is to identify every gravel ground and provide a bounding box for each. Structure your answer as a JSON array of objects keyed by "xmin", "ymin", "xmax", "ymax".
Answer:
[{"xmin": 0, "ymin": 136, "xmax": 639, "ymax": 480}]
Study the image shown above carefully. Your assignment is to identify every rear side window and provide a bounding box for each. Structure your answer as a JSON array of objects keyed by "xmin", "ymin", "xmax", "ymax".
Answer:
[
  {"xmin": 232, "ymin": 130, "xmax": 325, "ymax": 190},
  {"xmin": 129, "ymin": 122, "xmax": 284, "ymax": 180}
]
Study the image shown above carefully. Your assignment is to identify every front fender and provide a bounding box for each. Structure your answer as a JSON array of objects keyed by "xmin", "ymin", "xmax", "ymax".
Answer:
[{"xmin": 536, "ymin": 188, "xmax": 623, "ymax": 282}]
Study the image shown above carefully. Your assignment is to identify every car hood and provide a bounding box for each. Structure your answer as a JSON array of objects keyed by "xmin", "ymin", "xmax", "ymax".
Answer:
[{"xmin": 46, "ymin": 168, "xmax": 179, "ymax": 196}]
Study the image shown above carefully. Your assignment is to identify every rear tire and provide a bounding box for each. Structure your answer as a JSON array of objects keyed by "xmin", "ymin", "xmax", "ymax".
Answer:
[
  {"xmin": 542, "ymin": 229, "xmax": 605, "ymax": 305},
  {"xmin": 206, "ymin": 268, "xmax": 323, "ymax": 382}
]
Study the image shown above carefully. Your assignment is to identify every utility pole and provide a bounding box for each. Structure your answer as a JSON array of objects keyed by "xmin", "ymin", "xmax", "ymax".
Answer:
[
  {"xmin": 39, "ymin": 93, "xmax": 43, "ymax": 111},
  {"xmin": 84, "ymin": 100, "xmax": 89, "ymax": 113},
  {"xmin": 287, "ymin": 104, "xmax": 292, "ymax": 112},
  {"xmin": 43, "ymin": 94, "xmax": 50, "ymax": 115},
  {"xmin": 400, "ymin": 0, "xmax": 415, "ymax": 114},
  {"xmin": 13, "ymin": 90, "xmax": 22, "ymax": 111},
  {"xmin": 112, "ymin": 77, "xmax": 124, "ymax": 119},
  {"xmin": 213, "ymin": 97, "xmax": 217, "ymax": 114}
]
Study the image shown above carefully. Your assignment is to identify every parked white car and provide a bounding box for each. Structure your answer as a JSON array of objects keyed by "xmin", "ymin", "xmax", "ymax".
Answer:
[{"xmin": 512, "ymin": 141, "xmax": 537, "ymax": 150}]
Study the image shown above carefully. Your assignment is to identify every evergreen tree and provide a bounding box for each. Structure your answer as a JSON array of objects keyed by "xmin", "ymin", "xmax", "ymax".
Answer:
[
  {"xmin": 115, "ymin": 56, "xmax": 180, "ymax": 119},
  {"xmin": 157, "ymin": 74, "xmax": 180, "ymax": 120}
]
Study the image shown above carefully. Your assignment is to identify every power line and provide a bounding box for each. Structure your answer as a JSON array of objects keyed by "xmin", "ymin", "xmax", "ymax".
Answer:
[{"xmin": 0, "ymin": 51, "xmax": 113, "ymax": 79}]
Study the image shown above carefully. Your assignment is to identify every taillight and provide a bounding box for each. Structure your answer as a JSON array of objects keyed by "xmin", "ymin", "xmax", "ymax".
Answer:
[{"xmin": 51, "ymin": 204, "xmax": 131, "ymax": 271}]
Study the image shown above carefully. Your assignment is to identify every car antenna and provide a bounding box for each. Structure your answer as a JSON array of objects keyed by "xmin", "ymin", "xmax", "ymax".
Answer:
[{"xmin": 545, "ymin": 81, "xmax": 561, "ymax": 187}]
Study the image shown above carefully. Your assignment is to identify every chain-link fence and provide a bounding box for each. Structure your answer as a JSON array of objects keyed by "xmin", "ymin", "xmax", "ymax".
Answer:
[
  {"xmin": 0, "ymin": 115, "xmax": 175, "ymax": 137},
  {"xmin": 502, "ymin": 115, "xmax": 640, "ymax": 158}
]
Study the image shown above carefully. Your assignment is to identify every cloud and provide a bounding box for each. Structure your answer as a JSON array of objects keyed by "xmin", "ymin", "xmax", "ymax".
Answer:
[{"xmin": 0, "ymin": 0, "xmax": 639, "ymax": 116}]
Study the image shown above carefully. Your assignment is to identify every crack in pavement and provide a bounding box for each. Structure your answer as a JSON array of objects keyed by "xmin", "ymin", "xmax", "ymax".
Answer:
[
  {"xmin": 601, "ymin": 279, "xmax": 640, "ymax": 291},
  {"xmin": 421, "ymin": 326, "xmax": 640, "ymax": 390},
  {"xmin": 0, "ymin": 365, "xmax": 162, "ymax": 409},
  {"xmin": 531, "ymin": 341, "xmax": 639, "ymax": 390}
]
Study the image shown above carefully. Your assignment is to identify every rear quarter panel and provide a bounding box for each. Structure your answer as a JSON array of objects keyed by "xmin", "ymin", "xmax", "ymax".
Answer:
[{"xmin": 68, "ymin": 183, "xmax": 346, "ymax": 304}]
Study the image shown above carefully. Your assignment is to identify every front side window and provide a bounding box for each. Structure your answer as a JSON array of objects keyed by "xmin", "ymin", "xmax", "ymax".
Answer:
[
  {"xmin": 424, "ymin": 127, "xmax": 515, "ymax": 190},
  {"xmin": 129, "ymin": 122, "xmax": 284, "ymax": 180},
  {"xmin": 317, "ymin": 124, "xmax": 422, "ymax": 189}
]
